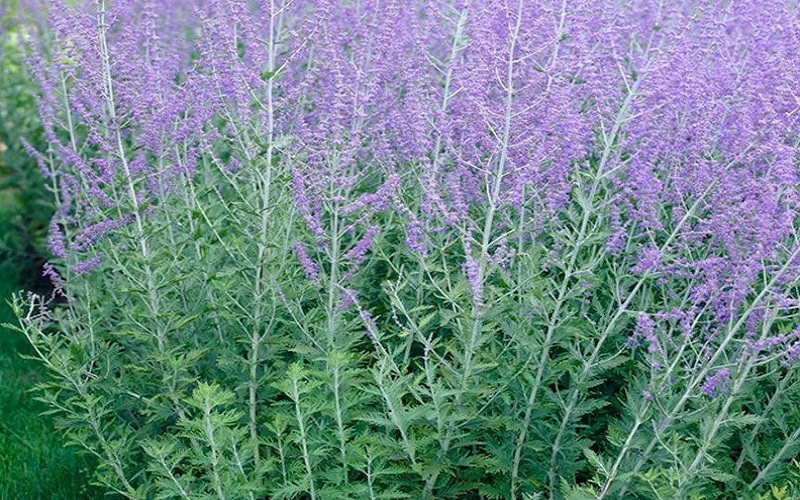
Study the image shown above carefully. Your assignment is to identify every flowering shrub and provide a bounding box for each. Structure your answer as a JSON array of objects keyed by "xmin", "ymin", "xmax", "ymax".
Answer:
[{"xmin": 9, "ymin": 0, "xmax": 800, "ymax": 498}]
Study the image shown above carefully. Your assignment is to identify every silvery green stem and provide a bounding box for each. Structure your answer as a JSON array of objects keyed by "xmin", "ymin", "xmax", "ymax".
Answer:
[{"xmin": 291, "ymin": 370, "xmax": 317, "ymax": 500}]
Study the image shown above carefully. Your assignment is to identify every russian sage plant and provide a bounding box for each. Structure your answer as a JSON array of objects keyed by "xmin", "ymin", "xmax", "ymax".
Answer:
[{"xmin": 8, "ymin": 0, "xmax": 800, "ymax": 498}]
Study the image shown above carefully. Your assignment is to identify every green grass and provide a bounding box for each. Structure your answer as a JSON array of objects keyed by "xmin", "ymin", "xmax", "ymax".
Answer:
[{"xmin": 0, "ymin": 200, "xmax": 102, "ymax": 500}]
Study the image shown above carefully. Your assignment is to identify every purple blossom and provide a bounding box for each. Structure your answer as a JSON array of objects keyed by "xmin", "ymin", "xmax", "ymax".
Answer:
[
  {"xmin": 340, "ymin": 288, "xmax": 359, "ymax": 311},
  {"xmin": 630, "ymin": 247, "xmax": 662, "ymax": 275},
  {"xmin": 293, "ymin": 243, "xmax": 319, "ymax": 285},
  {"xmin": 342, "ymin": 175, "xmax": 401, "ymax": 215},
  {"xmin": 462, "ymin": 240, "xmax": 483, "ymax": 307},
  {"xmin": 629, "ymin": 313, "xmax": 662, "ymax": 357},
  {"xmin": 343, "ymin": 226, "xmax": 379, "ymax": 266},
  {"xmin": 71, "ymin": 256, "xmax": 102, "ymax": 276},
  {"xmin": 701, "ymin": 368, "xmax": 732, "ymax": 398},
  {"xmin": 47, "ymin": 220, "xmax": 67, "ymax": 259},
  {"xmin": 42, "ymin": 263, "xmax": 63, "ymax": 293},
  {"xmin": 404, "ymin": 214, "xmax": 428, "ymax": 256},
  {"xmin": 72, "ymin": 218, "xmax": 120, "ymax": 251},
  {"xmin": 784, "ymin": 341, "xmax": 800, "ymax": 366}
]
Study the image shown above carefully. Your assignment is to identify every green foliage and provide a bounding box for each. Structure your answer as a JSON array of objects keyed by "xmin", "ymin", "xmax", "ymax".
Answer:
[{"xmin": 14, "ymin": 140, "xmax": 800, "ymax": 497}]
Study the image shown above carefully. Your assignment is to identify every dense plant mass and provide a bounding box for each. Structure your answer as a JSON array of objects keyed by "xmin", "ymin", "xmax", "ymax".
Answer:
[{"xmin": 10, "ymin": 0, "xmax": 800, "ymax": 498}]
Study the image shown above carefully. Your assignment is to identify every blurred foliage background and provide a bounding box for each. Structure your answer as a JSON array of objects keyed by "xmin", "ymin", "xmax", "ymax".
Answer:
[{"xmin": 0, "ymin": 4, "xmax": 49, "ymax": 282}]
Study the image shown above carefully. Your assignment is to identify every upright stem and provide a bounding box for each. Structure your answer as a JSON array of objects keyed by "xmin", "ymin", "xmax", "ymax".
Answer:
[
  {"xmin": 331, "ymin": 358, "xmax": 349, "ymax": 482},
  {"xmin": 425, "ymin": 2, "xmax": 523, "ymax": 495},
  {"xmin": 545, "ymin": 72, "xmax": 643, "ymax": 498},
  {"xmin": 249, "ymin": 0, "xmax": 281, "ymax": 465},
  {"xmin": 326, "ymin": 205, "xmax": 341, "ymax": 349},
  {"xmin": 201, "ymin": 399, "xmax": 227, "ymax": 500},
  {"xmin": 292, "ymin": 373, "xmax": 318, "ymax": 500},
  {"xmin": 98, "ymin": 0, "xmax": 169, "ymax": 356},
  {"xmin": 508, "ymin": 2, "xmax": 573, "ymax": 495},
  {"xmin": 545, "ymin": 13, "xmax": 671, "ymax": 490}
]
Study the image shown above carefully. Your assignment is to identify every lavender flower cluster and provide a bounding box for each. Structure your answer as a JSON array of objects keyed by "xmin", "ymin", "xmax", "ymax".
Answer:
[{"xmin": 14, "ymin": 0, "xmax": 800, "ymax": 497}]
